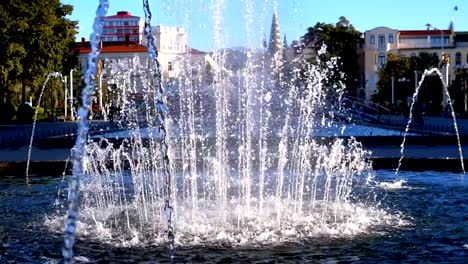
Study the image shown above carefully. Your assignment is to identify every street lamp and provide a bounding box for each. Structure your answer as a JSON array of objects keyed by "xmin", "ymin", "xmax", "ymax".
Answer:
[
  {"xmin": 426, "ymin": 23, "xmax": 449, "ymax": 107},
  {"xmin": 70, "ymin": 69, "xmax": 74, "ymax": 121}
]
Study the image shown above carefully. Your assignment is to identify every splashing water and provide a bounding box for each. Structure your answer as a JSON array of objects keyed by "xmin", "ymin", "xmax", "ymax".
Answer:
[
  {"xmin": 26, "ymin": 72, "xmax": 65, "ymax": 181},
  {"xmin": 396, "ymin": 68, "xmax": 465, "ymax": 175},
  {"xmin": 142, "ymin": 0, "xmax": 175, "ymax": 258},
  {"xmin": 52, "ymin": 52, "xmax": 394, "ymax": 249},
  {"xmin": 62, "ymin": 1, "xmax": 109, "ymax": 263},
  {"xmin": 50, "ymin": 0, "xmax": 408, "ymax": 259}
]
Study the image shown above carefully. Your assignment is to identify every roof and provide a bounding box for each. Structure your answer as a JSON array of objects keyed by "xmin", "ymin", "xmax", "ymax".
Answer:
[
  {"xmin": 399, "ymin": 29, "xmax": 452, "ymax": 36},
  {"xmin": 189, "ymin": 48, "xmax": 207, "ymax": 55},
  {"xmin": 105, "ymin": 11, "xmax": 140, "ymax": 19},
  {"xmin": 74, "ymin": 41, "xmax": 147, "ymax": 54}
]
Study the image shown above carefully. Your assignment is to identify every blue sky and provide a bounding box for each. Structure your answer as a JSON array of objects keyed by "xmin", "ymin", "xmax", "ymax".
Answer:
[{"xmin": 62, "ymin": 0, "xmax": 465, "ymax": 51}]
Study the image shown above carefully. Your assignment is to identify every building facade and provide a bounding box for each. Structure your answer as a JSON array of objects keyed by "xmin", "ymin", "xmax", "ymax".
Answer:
[
  {"xmin": 363, "ymin": 26, "xmax": 468, "ymax": 102},
  {"xmin": 75, "ymin": 38, "xmax": 149, "ymax": 72},
  {"xmin": 151, "ymin": 25, "xmax": 188, "ymax": 79},
  {"xmin": 102, "ymin": 11, "xmax": 145, "ymax": 43},
  {"xmin": 363, "ymin": 27, "xmax": 399, "ymax": 101}
]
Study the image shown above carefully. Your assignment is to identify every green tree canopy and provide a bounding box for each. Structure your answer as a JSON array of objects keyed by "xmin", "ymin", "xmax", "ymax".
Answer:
[
  {"xmin": 302, "ymin": 16, "xmax": 362, "ymax": 95},
  {"xmin": 375, "ymin": 52, "xmax": 441, "ymax": 110},
  {"xmin": 0, "ymin": 0, "xmax": 77, "ymax": 106}
]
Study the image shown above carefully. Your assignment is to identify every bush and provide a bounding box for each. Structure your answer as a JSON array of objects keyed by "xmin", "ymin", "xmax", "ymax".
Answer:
[{"xmin": 0, "ymin": 101, "xmax": 16, "ymax": 124}]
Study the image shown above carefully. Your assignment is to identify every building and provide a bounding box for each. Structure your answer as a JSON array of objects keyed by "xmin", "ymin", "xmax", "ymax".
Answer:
[
  {"xmin": 75, "ymin": 38, "xmax": 149, "ymax": 72},
  {"xmin": 151, "ymin": 25, "xmax": 188, "ymax": 79},
  {"xmin": 102, "ymin": 11, "xmax": 145, "ymax": 43},
  {"xmin": 363, "ymin": 27, "xmax": 399, "ymax": 101},
  {"xmin": 76, "ymin": 23, "xmax": 192, "ymax": 79},
  {"xmin": 363, "ymin": 26, "xmax": 468, "ymax": 102}
]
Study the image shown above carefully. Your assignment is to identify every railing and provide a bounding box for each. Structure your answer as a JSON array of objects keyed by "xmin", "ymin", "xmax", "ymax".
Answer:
[
  {"xmin": 341, "ymin": 95, "xmax": 391, "ymax": 115},
  {"xmin": 0, "ymin": 121, "xmax": 121, "ymax": 149},
  {"xmin": 340, "ymin": 96, "xmax": 468, "ymax": 135}
]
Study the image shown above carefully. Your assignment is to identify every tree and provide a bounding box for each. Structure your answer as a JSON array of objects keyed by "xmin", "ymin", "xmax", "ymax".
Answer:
[
  {"xmin": 376, "ymin": 52, "xmax": 443, "ymax": 114},
  {"xmin": 0, "ymin": 0, "xmax": 77, "ymax": 110},
  {"xmin": 449, "ymin": 69, "xmax": 468, "ymax": 113},
  {"xmin": 0, "ymin": 3, "xmax": 27, "ymax": 104},
  {"xmin": 414, "ymin": 52, "xmax": 440, "ymax": 72},
  {"xmin": 374, "ymin": 54, "xmax": 414, "ymax": 105},
  {"xmin": 302, "ymin": 17, "xmax": 362, "ymax": 96}
]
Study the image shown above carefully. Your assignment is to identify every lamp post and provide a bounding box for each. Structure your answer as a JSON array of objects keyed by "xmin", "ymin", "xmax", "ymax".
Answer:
[
  {"xmin": 426, "ymin": 24, "xmax": 449, "ymax": 108},
  {"xmin": 64, "ymin": 76, "xmax": 68, "ymax": 119},
  {"xmin": 414, "ymin": 70, "xmax": 419, "ymax": 91},
  {"xmin": 70, "ymin": 69, "xmax": 74, "ymax": 121},
  {"xmin": 426, "ymin": 6, "xmax": 458, "ymax": 108}
]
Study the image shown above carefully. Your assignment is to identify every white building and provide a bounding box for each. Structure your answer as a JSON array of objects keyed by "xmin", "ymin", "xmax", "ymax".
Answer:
[
  {"xmin": 363, "ymin": 27, "xmax": 399, "ymax": 101},
  {"xmin": 151, "ymin": 25, "xmax": 188, "ymax": 79},
  {"xmin": 364, "ymin": 26, "xmax": 456, "ymax": 102},
  {"xmin": 102, "ymin": 11, "xmax": 145, "ymax": 43}
]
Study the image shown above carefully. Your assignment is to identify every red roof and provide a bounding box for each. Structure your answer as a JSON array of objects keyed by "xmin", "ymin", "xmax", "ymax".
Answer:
[
  {"xmin": 75, "ymin": 41, "xmax": 147, "ymax": 54},
  {"xmin": 105, "ymin": 11, "xmax": 140, "ymax": 19},
  {"xmin": 399, "ymin": 29, "xmax": 452, "ymax": 36}
]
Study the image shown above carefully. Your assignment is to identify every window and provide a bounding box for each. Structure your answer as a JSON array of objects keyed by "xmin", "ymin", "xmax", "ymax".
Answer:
[
  {"xmin": 466, "ymin": 53, "xmax": 468, "ymax": 63},
  {"xmin": 456, "ymin": 52, "xmax": 462, "ymax": 65},
  {"xmin": 168, "ymin": 61, "xmax": 173, "ymax": 71},
  {"xmin": 431, "ymin": 36, "xmax": 449, "ymax": 48},
  {"xmin": 410, "ymin": 53, "xmax": 417, "ymax": 58},
  {"xmin": 378, "ymin": 35, "xmax": 385, "ymax": 49},
  {"xmin": 124, "ymin": 21, "xmax": 129, "ymax": 26},
  {"xmin": 389, "ymin": 34, "xmax": 394, "ymax": 44},
  {"xmin": 370, "ymin": 34, "xmax": 375, "ymax": 44},
  {"xmin": 378, "ymin": 53, "xmax": 386, "ymax": 66}
]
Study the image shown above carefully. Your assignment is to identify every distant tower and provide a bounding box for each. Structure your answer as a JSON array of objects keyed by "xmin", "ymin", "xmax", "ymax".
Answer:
[
  {"xmin": 262, "ymin": 34, "xmax": 267, "ymax": 49},
  {"xmin": 283, "ymin": 34, "xmax": 288, "ymax": 61},
  {"xmin": 268, "ymin": 6, "xmax": 282, "ymax": 62}
]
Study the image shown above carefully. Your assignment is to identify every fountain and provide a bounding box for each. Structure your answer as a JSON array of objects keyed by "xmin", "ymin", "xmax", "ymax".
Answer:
[
  {"xmin": 0, "ymin": 1, "xmax": 465, "ymax": 263},
  {"xmin": 396, "ymin": 68, "xmax": 465, "ymax": 175},
  {"xmin": 49, "ymin": 1, "xmax": 407, "ymax": 262},
  {"xmin": 0, "ymin": 1, "xmax": 451, "ymax": 264},
  {"xmin": 26, "ymin": 72, "xmax": 66, "ymax": 181}
]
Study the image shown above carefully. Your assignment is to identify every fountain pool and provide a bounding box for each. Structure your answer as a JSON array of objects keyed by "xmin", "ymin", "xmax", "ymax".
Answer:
[{"xmin": 0, "ymin": 170, "xmax": 466, "ymax": 262}]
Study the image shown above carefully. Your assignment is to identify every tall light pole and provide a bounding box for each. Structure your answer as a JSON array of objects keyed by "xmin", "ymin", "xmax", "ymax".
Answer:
[
  {"xmin": 426, "ymin": 23, "xmax": 449, "ymax": 108},
  {"xmin": 70, "ymin": 69, "xmax": 74, "ymax": 121},
  {"xmin": 414, "ymin": 70, "xmax": 418, "ymax": 91},
  {"xmin": 64, "ymin": 76, "xmax": 68, "ymax": 119}
]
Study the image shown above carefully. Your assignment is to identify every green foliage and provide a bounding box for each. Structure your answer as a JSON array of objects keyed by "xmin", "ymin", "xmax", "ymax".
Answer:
[
  {"xmin": 302, "ymin": 16, "xmax": 362, "ymax": 94},
  {"xmin": 0, "ymin": 0, "xmax": 77, "ymax": 109},
  {"xmin": 374, "ymin": 54, "xmax": 414, "ymax": 103},
  {"xmin": 375, "ymin": 52, "xmax": 442, "ymax": 112},
  {"xmin": 448, "ymin": 69, "xmax": 468, "ymax": 113},
  {"xmin": 414, "ymin": 52, "xmax": 440, "ymax": 71},
  {"xmin": 41, "ymin": 78, "xmax": 65, "ymax": 118}
]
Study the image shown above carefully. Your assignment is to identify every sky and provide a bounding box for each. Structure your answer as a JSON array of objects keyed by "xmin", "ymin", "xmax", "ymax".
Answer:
[{"xmin": 61, "ymin": 0, "xmax": 465, "ymax": 51}]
